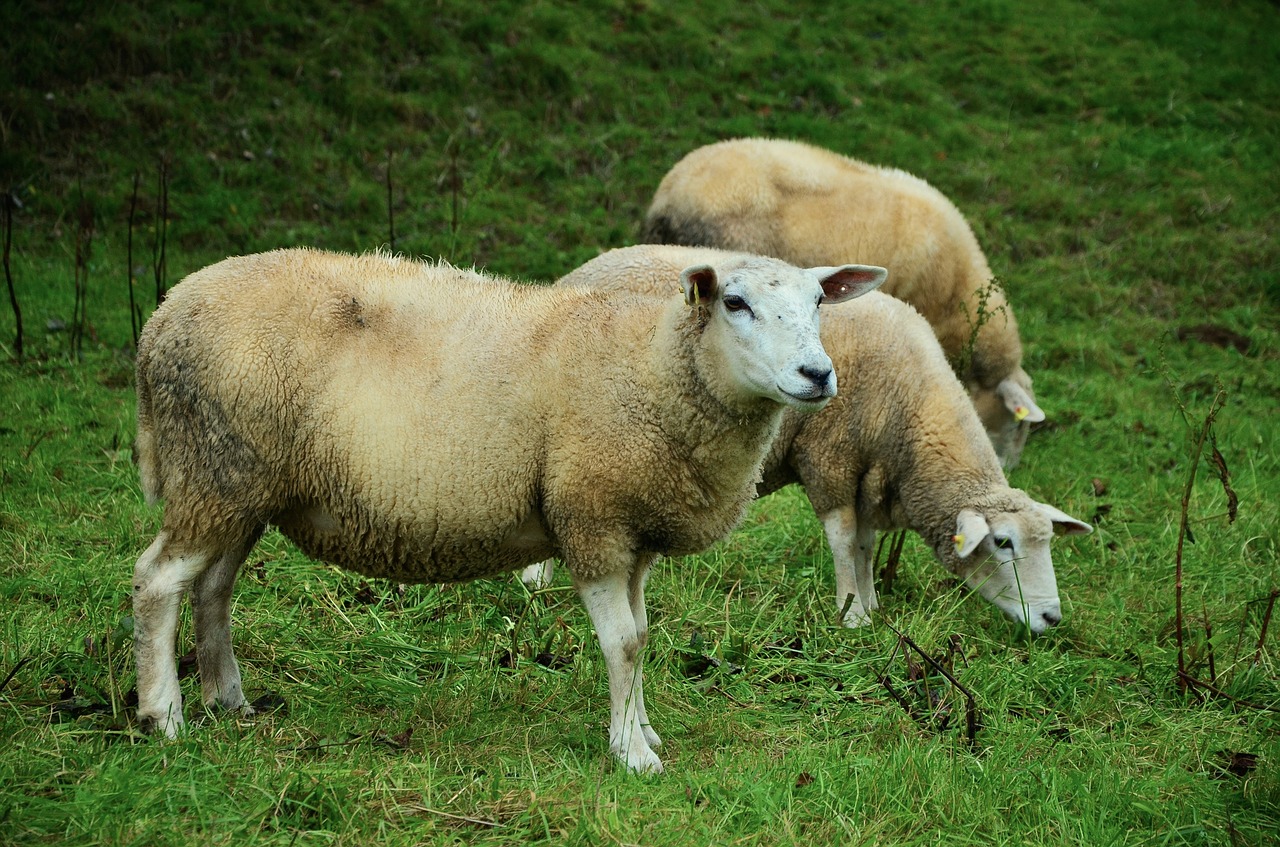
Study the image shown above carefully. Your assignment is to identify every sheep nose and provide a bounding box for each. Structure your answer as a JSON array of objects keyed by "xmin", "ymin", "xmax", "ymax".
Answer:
[
  {"xmin": 799, "ymin": 365, "xmax": 833, "ymax": 391},
  {"xmin": 1040, "ymin": 609, "xmax": 1062, "ymax": 628}
]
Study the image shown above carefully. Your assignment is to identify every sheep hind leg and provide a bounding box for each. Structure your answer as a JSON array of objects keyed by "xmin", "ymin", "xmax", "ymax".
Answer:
[
  {"xmin": 627, "ymin": 555, "xmax": 661, "ymax": 750},
  {"xmin": 519, "ymin": 558, "xmax": 556, "ymax": 590},
  {"xmin": 132, "ymin": 532, "xmax": 217, "ymax": 737},
  {"xmin": 574, "ymin": 567, "xmax": 662, "ymax": 774},
  {"xmin": 822, "ymin": 507, "xmax": 876, "ymax": 627},
  {"xmin": 192, "ymin": 530, "xmax": 262, "ymax": 716}
]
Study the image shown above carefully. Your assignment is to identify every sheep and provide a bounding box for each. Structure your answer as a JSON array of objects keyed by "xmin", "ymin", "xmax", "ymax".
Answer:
[
  {"xmin": 522, "ymin": 245, "xmax": 1091, "ymax": 633},
  {"xmin": 131, "ymin": 246, "xmax": 887, "ymax": 774},
  {"xmin": 642, "ymin": 137, "xmax": 1043, "ymax": 468}
]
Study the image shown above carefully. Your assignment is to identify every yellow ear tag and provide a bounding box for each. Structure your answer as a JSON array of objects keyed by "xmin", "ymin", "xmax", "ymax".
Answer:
[
  {"xmin": 1014, "ymin": 405, "xmax": 1030, "ymax": 422},
  {"xmin": 953, "ymin": 533, "xmax": 965, "ymax": 552}
]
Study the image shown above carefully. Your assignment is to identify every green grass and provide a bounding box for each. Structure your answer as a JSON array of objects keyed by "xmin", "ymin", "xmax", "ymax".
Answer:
[{"xmin": 1, "ymin": 0, "xmax": 1278, "ymax": 844}]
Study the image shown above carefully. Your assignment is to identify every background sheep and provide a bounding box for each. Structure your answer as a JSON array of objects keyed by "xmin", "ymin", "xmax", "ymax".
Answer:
[
  {"xmin": 132, "ymin": 247, "xmax": 885, "ymax": 774},
  {"xmin": 642, "ymin": 137, "xmax": 1042, "ymax": 468},
  {"xmin": 524, "ymin": 245, "xmax": 1091, "ymax": 633}
]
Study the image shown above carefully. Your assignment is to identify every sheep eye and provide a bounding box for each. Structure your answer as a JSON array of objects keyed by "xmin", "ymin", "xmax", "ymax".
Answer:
[
  {"xmin": 723, "ymin": 295, "xmax": 751, "ymax": 314},
  {"xmin": 994, "ymin": 536, "xmax": 1014, "ymax": 550}
]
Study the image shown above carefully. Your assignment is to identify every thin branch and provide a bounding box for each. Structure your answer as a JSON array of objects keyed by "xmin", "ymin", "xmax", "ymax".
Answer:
[
  {"xmin": 404, "ymin": 803, "xmax": 504, "ymax": 828},
  {"xmin": 153, "ymin": 156, "xmax": 168, "ymax": 306},
  {"xmin": 0, "ymin": 656, "xmax": 33, "ymax": 694},
  {"xmin": 1255, "ymin": 589, "xmax": 1278, "ymax": 666},
  {"xmin": 71, "ymin": 190, "xmax": 93, "ymax": 361},
  {"xmin": 1177, "ymin": 671, "xmax": 1280, "ymax": 713},
  {"xmin": 2, "ymin": 190, "xmax": 20, "ymax": 361},
  {"xmin": 877, "ymin": 529, "xmax": 907, "ymax": 595},
  {"xmin": 1202, "ymin": 602, "xmax": 1216, "ymax": 685},
  {"xmin": 386, "ymin": 149, "xmax": 396, "ymax": 253},
  {"xmin": 127, "ymin": 171, "xmax": 141, "ymax": 349},
  {"xmin": 880, "ymin": 618, "xmax": 981, "ymax": 745},
  {"xmin": 1173, "ymin": 384, "xmax": 1228, "ymax": 693}
]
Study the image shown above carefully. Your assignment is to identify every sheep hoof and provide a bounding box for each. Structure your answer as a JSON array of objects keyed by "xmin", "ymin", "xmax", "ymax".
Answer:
[
  {"xmin": 643, "ymin": 725, "xmax": 663, "ymax": 749},
  {"xmin": 623, "ymin": 748, "xmax": 664, "ymax": 775},
  {"xmin": 841, "ymin": 610, "xmax": 872, "ymax": 628},
  {"xmin": 519, "ymin": 562, "xmax": 553, "ymax": 590},
  {"xmin": 138, "ymin": 712, "xmax": 183, "ymax": 739}
]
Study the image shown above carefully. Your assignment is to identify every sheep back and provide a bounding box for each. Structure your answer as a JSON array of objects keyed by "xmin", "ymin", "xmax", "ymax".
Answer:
[{"xmin": 643, "ymin": 137, "xmax": 1024, "ymax": 391}]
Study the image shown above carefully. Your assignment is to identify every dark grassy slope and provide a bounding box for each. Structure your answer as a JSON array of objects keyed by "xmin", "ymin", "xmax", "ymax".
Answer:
[{"xmin": 3, "ymin": 1, "xmax": 1276, "ymax": 294}]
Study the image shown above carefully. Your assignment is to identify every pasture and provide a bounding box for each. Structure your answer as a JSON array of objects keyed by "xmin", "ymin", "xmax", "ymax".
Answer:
[{"xmin": 1, "ymin": 1, "xmax": 1277, "ymax": 844}]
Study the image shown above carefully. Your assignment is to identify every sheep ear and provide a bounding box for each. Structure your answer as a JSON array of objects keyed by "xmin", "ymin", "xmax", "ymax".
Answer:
[
  {"xmin": 1035, "ymin": 502, "xmax": 1093, "ymax": 536},
  {"xmin": 996, "ymin": 376, "xmax": 1045, "ymax": 424},
  {"xmin": 811, "ymin": 264, "xmax": 888, "ymax": 304},
  {"xmin": 953, "ymin": 509, "xmax": 990, "ymax": 558},
  {"xmin": 680, "ymin": 264, "xmax": 719, "ymax": 307}
]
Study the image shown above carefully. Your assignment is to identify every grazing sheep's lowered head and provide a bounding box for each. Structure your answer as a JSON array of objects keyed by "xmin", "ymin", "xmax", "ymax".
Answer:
[
  {"xmin": 968, "ymin": 365, "xmax": 1044, "ymax": 472},
  {"xmin": 944, "ymin": 493, "xmax": 1092, "ymax": 634}
]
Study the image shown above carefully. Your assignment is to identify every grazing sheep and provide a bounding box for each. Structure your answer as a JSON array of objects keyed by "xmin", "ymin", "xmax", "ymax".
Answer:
[
  {"xmin": 523, "ymin": 245, "xmax": 1090, "ymax": 633},
  {"xmin": 131, "ymin": 247, "xmax": 886, "ymax": 774},
  {"xmin": 642, "ymin": 137, "xmax": 1043, "ymax": 468}
]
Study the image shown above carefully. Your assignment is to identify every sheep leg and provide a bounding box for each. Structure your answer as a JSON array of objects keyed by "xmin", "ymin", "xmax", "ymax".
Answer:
[
  {"xmin": 822, "ymin": 508, "xmax": 877, "ymax": 627},
  {"xmin": 191, "ymin": 533, "xmax": 259, "ymax": 714},
  {"xmin": 627, "ymin": 556, "xmax": 661, "ymax": 750},
  {"xmin": 132, "ymin": 532, "xmax": 215, "ymax": 737},
  {"xmin": 575, "ymin": 568, "xmax": 663, "ymax": 774},
  {"xmin": 520, "ymin": 558, "xmax": 556, "ymax": 589}
]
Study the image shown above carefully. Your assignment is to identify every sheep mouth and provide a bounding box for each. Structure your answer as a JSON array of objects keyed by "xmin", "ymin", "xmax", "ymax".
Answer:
[{"xmin": 779, "ymin": 387, "xmax": 831, "ymax": 406}]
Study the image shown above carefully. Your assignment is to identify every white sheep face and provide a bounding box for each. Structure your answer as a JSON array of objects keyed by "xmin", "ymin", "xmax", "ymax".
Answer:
[
  {"xmin": 681, "ymin": 259, "xmax": 886, "ymax": 410},
  {"xmin": 951, "ymin": 502, "xmax": 1092, "ymax": 634}
]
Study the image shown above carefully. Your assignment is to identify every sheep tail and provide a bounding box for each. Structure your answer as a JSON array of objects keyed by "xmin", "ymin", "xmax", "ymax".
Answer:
[{"xmin": 133, "ymin": 347, "xmax": 164, "ymax": 507}]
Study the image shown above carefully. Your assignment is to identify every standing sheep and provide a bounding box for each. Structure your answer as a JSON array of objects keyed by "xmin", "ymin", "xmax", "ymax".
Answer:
[
  {"xmin": 643, "ymin": 137, "xmax": 1042, "ymax": 468},
  {"xmin": 524, "ymin": 245, "xmax": 1090, "ymax": 633},
  {"xmin": 131, "ymin": 247, "xmax": 886, "ymax": 774}
]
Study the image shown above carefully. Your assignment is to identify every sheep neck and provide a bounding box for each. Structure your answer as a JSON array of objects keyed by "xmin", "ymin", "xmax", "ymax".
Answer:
[{"xmin": 645, "ymin": 301, "xmax": 782, "ymax": 498}]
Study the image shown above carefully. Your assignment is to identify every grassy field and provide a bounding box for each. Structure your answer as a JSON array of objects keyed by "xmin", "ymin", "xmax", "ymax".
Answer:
[{"xmin": 1, "ymin": 0, "xmax": 1278, "ymax": 844}]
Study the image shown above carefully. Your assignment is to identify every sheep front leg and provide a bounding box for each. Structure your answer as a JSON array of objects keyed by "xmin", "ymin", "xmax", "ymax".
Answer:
[
  {"xmin": 133, "ymin": 532, "xmax": 213, "ymax": 737},
  {"xmin": 822, "ymin": 508, "xmax": 878, "ymax": 627},
  {"xmin": 628, "ymin": 555, "xmax": 661, "ymax": 750},
  {"xmin": 575, "ymin": 568, "xmax": 663, "ymax": 774}
]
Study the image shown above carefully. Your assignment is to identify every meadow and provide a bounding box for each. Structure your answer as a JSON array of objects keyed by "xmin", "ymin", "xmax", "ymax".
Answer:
[{"xmin": 0, "ymin": 0, "xmax": 1277, "ymax": 844}]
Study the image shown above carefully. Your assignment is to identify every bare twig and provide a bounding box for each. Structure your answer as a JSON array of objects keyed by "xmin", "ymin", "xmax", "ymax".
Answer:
[
  {"xmin": 404, "ymin": 803, "xmax": 504, "ymax": 828},
  {"xmin": 1255, "ymin": 589, "xmax": 1278, "ymax": 667},
  {"xmin": 71, "ymin": 192, "xmax": 94, "ymax": 361},
  {"xmin": 22, "ymin": 429, "xmax": 54, "ymax": 460},
  {"xmin": 876, "ymin": 636, "xmax": 918, "ymax": 719},
  {"xmin": 127, "ymin": 171, "xmax": 141, "ymax": 349},
  {"xmin": 153, "ymin": 156, "xmax": 169, "ymax": 306},
  {"xmin": 877, "ymin": 529, "xmax": 907, "ymax": 595},
  {"xmin": 1177, "ymin": 671, "xmax": 1280, "ymax": 713},
  {"xmin": 881, "ymin": 618, "xmax": 981, "ymax": 745},
  {"xmin": 1202, "ymin": 602, "xmax": 1216, "ymax": 685},
  {"xmin": 386, "ymin": 149, "xmax": 396, "ymax": 252},
  {"xmin": 2, "ymin": 190, "xmax": 20, "ymax": 361},
  {"xmin": 0, "ymin": 656, "xmax": 33, "ymax": 694},
  {"xmin": 1209, "ymin": 440, "xmax": 1238, "ymax": 524},
  {"xmin": 449, "ymin": 142, "xmax": 461, "ymax": 237},
  {"xmin": 1172, "ymin": 383, "xmax": 1228, "ymax": 693}
]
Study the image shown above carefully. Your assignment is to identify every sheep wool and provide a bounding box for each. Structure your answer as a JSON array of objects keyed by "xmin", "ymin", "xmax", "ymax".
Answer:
[
  {"xmin": 131, "ymin": 246, "xmax": 885, "ymax": 774},
  {"xmin": 537, "ymin": 245, "xmax": 1091, "ymax": 633},
  {"xmin": 643, "ymin": 137, "xmax": 1044, "ymax": 468}
]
